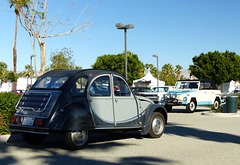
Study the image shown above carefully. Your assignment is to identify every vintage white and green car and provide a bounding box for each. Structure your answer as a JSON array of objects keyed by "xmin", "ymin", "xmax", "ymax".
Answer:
[{"xmin": 164, "ymin": 79, "xmax": 221, "ymax": 112}]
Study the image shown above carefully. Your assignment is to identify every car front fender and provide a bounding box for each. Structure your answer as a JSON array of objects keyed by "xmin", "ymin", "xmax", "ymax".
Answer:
[{"xmin": 140, "ymin": 104, "xmax": 167, "ymax": 136}]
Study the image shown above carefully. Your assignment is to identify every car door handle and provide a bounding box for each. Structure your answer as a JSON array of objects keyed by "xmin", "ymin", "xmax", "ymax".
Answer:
[{"xmin": 115, "ymin": 99, "xmax": 118, "ymax": 103}]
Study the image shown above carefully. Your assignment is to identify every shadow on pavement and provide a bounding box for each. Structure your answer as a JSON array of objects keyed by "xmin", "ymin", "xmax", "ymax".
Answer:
[
  {"xmin": 0, "ymin": 132, "xmax": 177, "ymax": 165},
  {"xmin": 165, "ymin": 122, "xmax": 240, "ymax": 144}
]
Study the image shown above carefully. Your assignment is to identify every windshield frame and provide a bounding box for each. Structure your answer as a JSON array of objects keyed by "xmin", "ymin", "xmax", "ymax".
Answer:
[{"xmin": 175, "ymin": 81, "xmax": 199, "ymax": 90}]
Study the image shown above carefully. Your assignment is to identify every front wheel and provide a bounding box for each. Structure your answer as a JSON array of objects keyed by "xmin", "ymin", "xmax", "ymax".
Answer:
[
  {"xmin": 147, "ymin": 112, "xmax": 165, "ymax": 138},
  {"xmin": 186, "ymin": 100, "xmax": 197, "ymax": 113},
  {"xmin": 64, "ymin": 130, "xmax": 89, "ymax": 150}
]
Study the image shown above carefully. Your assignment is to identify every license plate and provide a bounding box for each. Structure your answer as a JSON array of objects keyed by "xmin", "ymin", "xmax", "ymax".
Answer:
[{"xmin": 22, "ymin": 117, "xmax": 35, "ymax": 126}]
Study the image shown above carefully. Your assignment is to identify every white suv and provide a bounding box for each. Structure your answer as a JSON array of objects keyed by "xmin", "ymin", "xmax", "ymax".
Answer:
[{"xmin": 164, "ymin": 80, "xmax": 221, "ymax": 112}]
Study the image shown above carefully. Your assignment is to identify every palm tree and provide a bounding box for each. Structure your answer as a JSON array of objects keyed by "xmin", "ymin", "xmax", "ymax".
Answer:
[
  {"xmin": 175, "ymin": 65, "xmax": 183, "ymax": 80},
  {"xmin": 9, "ymin": 0, "xmax": 30, "ymax": 89},
  {"xmin": 162, "ymin": 63, "xmax": 174, "ymax": 77}
]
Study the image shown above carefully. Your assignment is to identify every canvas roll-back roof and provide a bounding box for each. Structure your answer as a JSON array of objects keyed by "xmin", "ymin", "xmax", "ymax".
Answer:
[{"xmin": 40, "ymin": 69, "xmax": 124, "ymax": 79}]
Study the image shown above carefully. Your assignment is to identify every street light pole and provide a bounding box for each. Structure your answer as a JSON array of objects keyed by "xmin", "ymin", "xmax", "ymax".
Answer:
[
  {"xmin": 153, "ymin": 55, "xmax": 159, "ymax": 87},
  {"xmin": 116, "ymin": 23, "xmax": 135, "ymax": 81},
  {"xmin": 124, "ymin": 28, "xmax": 127, "ymax": 80}
]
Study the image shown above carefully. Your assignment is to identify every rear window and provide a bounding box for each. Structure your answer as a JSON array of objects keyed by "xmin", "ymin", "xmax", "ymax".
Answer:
[{"xmin": 32, "ymin": 77, "xmax": 68, "ymax": 89}]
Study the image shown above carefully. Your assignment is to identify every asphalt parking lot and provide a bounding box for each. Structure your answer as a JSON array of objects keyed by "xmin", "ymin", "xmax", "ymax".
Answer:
[{"xmin": 0, "ymin": 106, "xmax": 240, "ymax": 165}]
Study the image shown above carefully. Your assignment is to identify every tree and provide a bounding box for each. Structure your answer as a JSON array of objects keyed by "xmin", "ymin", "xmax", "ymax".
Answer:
[
  {"xmin": 162, "ymin": 63, "xmax": 174, "ymax": 77},
  {"xmin": 92, "ymin": 52, "xmax": 144, "ymax": 85},
  {"xmin": 145, "ymin": 64, "xmax": 157, "ymax": 78},
  {"xmin": 189, "ymin": 50, "xmax": 240, "ymax": 85},
  {"xmin": 18, "ymin": 0, "xmax": 97, "ymax": 75},
  {"xmin": 48, "ymin": 48, "xmax": 82, "ymax": 70},
  {"xmin": 18, "ymin": 64, "xmax": 34, "ymax": 77},
  {"xmin": 161, "ymin": 63, "xmax": 176, "ymax": 86},
  {"xmin": 9, "ymin": 0, "xmax": 31, "ymax": 89},
  {"xmin": 0, "ymin": 62, "xmax": 18, "ymax": 85},
  {"xmin": 175, "ymin": 65, "xmax": 183, "ymax": 80}
]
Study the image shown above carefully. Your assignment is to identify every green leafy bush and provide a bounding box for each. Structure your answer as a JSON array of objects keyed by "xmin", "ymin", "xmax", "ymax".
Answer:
[{"xmin": 0, "ymin": 92, "xmax": 21, "ymax": 135}]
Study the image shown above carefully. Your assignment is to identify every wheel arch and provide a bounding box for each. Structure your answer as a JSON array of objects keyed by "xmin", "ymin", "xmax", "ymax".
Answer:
[{"xmin": 141, "ymin": 104, "xmax": 167, "ymax": 136}]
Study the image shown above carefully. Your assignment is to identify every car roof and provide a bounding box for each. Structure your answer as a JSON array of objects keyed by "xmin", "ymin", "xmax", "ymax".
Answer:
[
  {"xmin": 40, "ymin": 69, "xmax": 124, "ymax": 79},
  {"xmin": 42, "ymin": 69, "xmax": 121, "ymax": 77}
]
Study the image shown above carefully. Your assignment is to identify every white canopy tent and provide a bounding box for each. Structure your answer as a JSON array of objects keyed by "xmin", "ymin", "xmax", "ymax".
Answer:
[{"xmin": 132, "ymin": 70, "xmax": 165, "ymax": 88}]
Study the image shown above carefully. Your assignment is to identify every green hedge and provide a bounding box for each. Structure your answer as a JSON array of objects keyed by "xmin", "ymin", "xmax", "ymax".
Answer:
[{"xmin": 0, "ymin": 92, "xmax": 21, "ymax": 135}]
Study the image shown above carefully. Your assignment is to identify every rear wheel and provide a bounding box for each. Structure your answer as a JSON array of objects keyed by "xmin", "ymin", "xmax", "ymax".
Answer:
[
  {"xmin": 147, "ymin": 112, "xmax": 165, "ymax": 138},
  {"xmin": 22, "ymin": 133, "xmax": 46, "ymax": 144},
  {"xmin": 64, "ymin": 130, "xmax": 89, "ymax": 150},
  {"xmin": 186, "ymin": 100, "xmax": 197, "ymax": 113}
]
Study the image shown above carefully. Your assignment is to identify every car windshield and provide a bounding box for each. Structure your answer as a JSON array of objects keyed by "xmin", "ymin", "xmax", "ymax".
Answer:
[
  {"xmin": 32, "ymin": 76, "xmax": 68, "ymax": 89},
  {"xmin": 175, "ymin": 81, "xmax": 199, "ymax": 89},
  {"xmin": 150, "ymin": 87, "xmax": 168, "ymax": 92}
]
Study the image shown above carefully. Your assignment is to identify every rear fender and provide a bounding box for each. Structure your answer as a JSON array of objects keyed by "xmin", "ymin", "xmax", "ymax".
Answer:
[
  {"xmin": 49, "ymin": 103, "xmax": 94, "ymax": 131},
  {"xmin": 141, "ymin": 104, "xmax": 167, "ymax": 136}
]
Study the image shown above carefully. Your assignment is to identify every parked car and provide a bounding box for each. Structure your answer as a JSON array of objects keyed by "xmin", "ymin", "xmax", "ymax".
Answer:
[
  {"xmin": 8, "ymin": 69, "xmax": 167, "ymax": 149},
  {"xmin": 136, "ymin": 86, "xmax": 174, "ymax": 104},
  {"xmin": 10, "ymin": 90, "xmax": 24, "ymax": 95},
  {"xmin": 131, "ymin": 87, "xmax": 150, "ymax": 95},
  {"xmin": 164, "ymin": 79, "xmax": 221, "ymax": 112}
]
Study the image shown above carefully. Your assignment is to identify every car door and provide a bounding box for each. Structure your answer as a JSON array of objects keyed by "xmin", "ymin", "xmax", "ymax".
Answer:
[
  {"xmin": 88, "ymin": 75, "xmax": 114, "ymax": 127},
  {"xmin": 112, "ymin": 75, "xmax": 139, "ymax": 127}
]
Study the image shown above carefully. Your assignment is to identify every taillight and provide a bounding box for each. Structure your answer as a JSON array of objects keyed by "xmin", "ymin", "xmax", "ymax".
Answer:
[
  {"xmin": 36, "ymin": 118, "xmax": 45, "ymax": 126},
  {"xmin": 12, "ymin": 116, "xmax": 18, "ymax": 123}
]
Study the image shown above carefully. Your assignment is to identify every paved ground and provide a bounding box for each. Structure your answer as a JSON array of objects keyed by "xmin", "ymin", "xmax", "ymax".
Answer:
[{"xmin": 0, "ymin": 107, "xmax": 240, "ymax": 165}]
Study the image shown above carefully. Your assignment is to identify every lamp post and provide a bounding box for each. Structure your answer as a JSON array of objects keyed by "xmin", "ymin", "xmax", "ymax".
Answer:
[
  {"xmin": 115, "ymin": 23, "xmax": 135, "ymax": 81},
  {"xmin": 152, "ymin": 55, "xmax": 159, "ymax": 87},
  {"xmin": 30, "ymin": 55, "xmax": 34, "ymax": 86}
]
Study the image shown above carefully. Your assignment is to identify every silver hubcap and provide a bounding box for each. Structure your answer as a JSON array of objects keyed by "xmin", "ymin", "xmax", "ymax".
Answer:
[
  {"xmin": 152, "ymin": 116, "xmax": 164, "ymax": 135},
  {"xmin": 71, "ymin": 130, "xmax": 88, "ymax": 146}
]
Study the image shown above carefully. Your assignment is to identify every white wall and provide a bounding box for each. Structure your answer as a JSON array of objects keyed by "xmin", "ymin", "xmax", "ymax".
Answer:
[{"xmin": 0, "ymin": 77, "xmax": 36, "ymax": 92}]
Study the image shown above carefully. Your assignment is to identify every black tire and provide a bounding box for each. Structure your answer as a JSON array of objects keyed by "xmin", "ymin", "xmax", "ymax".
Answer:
[
  {"xmin": 64, "ymin": 130, "xmax": 89, "ymax": 150},
  {"xmin": 147, "ymin": 112, "xmax": 165, "ymax": 138},
  {"xmin": 165, "ymin": 105, "xmax": 172, "ymax": 112},
  {"xmin": 186, "ymin": 100, "xmax": 197, "ymax": 113},
  {"xmin": 22, "ymin": 133, "xmax": 46, "ymax": 144},
  {"xmin": 213, "ymin": 98, "xmax": 220, "ymax": 110}
]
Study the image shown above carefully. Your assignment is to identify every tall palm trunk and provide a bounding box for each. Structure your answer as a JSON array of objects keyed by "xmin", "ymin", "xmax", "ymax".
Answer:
[{"xmin": 13, "ymin": 13, "xmax": 18, "ymax": 90}]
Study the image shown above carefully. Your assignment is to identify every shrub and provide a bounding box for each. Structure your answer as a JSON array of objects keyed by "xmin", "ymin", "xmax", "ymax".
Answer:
[{"xmin": 0, "ymin": 92, "xmax": 21, "ymax": 135}]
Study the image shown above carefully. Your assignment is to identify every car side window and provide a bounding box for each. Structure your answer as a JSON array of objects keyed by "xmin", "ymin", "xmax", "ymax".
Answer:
[
  {"xmin": 113, "ymin": 76, "xmax": 130, "ymax": 96},
  {"xmin": 70, "ymin": 75, "xmax": 88, "ymax": 96},
  {"xmin": 90, "ymin": 76, "xmax": 111, "ymax": 96}
]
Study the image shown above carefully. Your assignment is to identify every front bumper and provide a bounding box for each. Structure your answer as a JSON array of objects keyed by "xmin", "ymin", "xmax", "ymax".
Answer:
[{"xmin": 165, "ymin": 99, "xmax": 188, "ymax": 106}]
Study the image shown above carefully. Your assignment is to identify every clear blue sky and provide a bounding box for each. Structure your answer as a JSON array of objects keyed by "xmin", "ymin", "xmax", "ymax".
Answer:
[{"xmin": 1, "ymin": 0, "xmax": 240, "ymax": 72}]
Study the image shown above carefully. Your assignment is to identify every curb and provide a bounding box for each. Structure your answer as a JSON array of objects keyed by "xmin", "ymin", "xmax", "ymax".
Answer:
[
  {"xmin": 201, "ymin": 111, "xmax": 240, "ymax": 117},
  {"xmin": 0, "ymin": 133, "xmax": 23, "ymax": 143}
]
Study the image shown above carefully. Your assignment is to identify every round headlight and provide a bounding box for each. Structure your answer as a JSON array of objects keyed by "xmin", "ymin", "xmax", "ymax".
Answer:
[
  {"xmin": 172, "ymin": 94, "xmax": 177, "ymax": 99},
  {"xmin": 166, "ymin": 94, "xmax": 170, "ymax": 99},
  {"xmin": 183, "ymin": 97, "xmax": 187, "ymax": 101}
]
